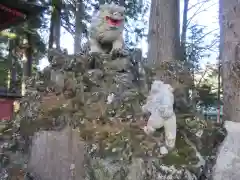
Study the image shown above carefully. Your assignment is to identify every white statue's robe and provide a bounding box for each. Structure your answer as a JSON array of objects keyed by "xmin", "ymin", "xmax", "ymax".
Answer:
[{"xmin": 142, "ymin": 80, "xmax": 176, "ymax": 151}]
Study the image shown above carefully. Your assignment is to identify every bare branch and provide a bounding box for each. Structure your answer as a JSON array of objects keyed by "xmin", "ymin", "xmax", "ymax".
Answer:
[
  {"xmin": 194, "ymin": 28, "xmax": 218, "ymax": 44},
  {"xmin": 61, "ymin": 23, "xmax": 74, "ymax": 35},
  {"xmin": 187, "ymin": 2, "xmax": 217, "ymax": 27},
  {"xmin": 187, "ymin": 0, "xmax": 210, "ymax": 11}
]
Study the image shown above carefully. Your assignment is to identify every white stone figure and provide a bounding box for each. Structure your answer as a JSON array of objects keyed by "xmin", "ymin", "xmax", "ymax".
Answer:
[
  {"xmin": 159, "ymin": 146, "xmax": 169, "ymax": 155},
  {"xmin": 142, "ymin": 80, "xmax": 176, "ymax": 153},
  {"xmin": 213, "ymin": 121, "xmax": 240, "ymax": 180},
  {"xmin": 107, "ymin": 93, "xmax": 115, "ymax": 104},
  {"xmin": 51, "ymin": 69, "xmax": 65, "ymax": 88}
]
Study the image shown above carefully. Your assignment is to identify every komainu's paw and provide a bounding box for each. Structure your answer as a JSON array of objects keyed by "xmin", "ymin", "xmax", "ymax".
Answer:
[
  {"xmin": 110, "ymin": 48, "xmax": 120, "ymax": 56},
  {"xmin": 142, "ymin": 104, "xmax": 148, "ymax": 113},
  {"xmin": 89, "ymin": 51, "xmax": 102, "ymax": 57},
  {"xmin": 119, "ymin": 49, "xmax": 129, "ymax": 56},
  {"xmin": 111, "ymin": 48, "xmax": 129, "ymax": 58},
  {"xmin": 160, "ymin": 146, "xmax": 169, "ymax": 155},
  {"xmin": 89, "ymin": 44, "xmax": 104, "ymax": 55}
]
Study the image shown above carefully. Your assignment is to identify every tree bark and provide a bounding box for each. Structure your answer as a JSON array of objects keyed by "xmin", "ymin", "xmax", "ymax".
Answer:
[
  {"xmin": 25, "ymin": 33, "xmax": 33, "ymax": 77},
  {"xmin": 219, "ymin": 0, "xmax": 240, "ymax": 121},
  {"xmin": 147, "ymin": 0, "xmax": 180, "ymax": 84},
  {"xmin": 48, "ymin": 0, "xmax": 61, "ymax": 62},
  {"xmin": 74, "ymin": 0, "xmax": 83, "ymax": 54},
  {"xmin": 180, "ymin": 0, "xmax": 192, "ymax": 107},
  {"xmin": 8, "ymin": 37, "xmax": 17, "ymax": 92},
  {"xmin": 119, "ymin": 0, "xmax": 125, "ymax": 6},
  {"xmin": 99, "ymin": 0, "xmax": 105, "ymax": 5},
  {"xmin": 181, "ymin": 0, "xmax": 189, "ymax": 50}
]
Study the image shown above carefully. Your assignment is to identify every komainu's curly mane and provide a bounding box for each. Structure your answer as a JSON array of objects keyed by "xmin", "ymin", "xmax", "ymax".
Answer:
[{"xmin": 89, "ymin": 3, "xmax": 126, "ymax": 54}]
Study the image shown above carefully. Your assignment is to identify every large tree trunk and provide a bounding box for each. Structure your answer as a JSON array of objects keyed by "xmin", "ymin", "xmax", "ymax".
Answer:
[
  {"xmin": 48, "ymin": 0, "xmax": 61, "ymax": 62},
  {"xmin": 25, "ymin": 33, "xmax": 33, "ymax": 77},
  {"xmin": 8, "ymin": 37, "xmax": 17, "ymax": 92},
  {"xmin": 181, "ymin": 0, "xmax": 189, "ymax": 51},
  {"xmin": 147, "ymin": 0, "xmax": 180, "ymax": 84},
  {"xmin": 74, "ymin": 0, "xmax": 83, "ymax": 54},
  {"xmin": 180, "ymin": 0, "xmax": 192, "ymax": 109},
  {"xmin": 219, "ymin": 0, "xmax": 240, "ymax": 121}
]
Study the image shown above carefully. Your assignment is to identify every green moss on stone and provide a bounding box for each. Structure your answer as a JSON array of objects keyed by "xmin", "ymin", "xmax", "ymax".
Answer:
[{"xmin": 162, "ymin": 132, "xmax": 198, "ymax": 166}]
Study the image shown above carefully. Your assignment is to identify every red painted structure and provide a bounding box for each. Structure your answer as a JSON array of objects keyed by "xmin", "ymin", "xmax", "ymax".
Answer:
[
  {"xmin": 0, "ymin": 3, "xmax": 26, "ymax": 31},
  {"xmin": 0, "ymin": 1, "xmax": 46, "ymax": 120},
  {"xmin": 0, "ymin": 88, "xmax": 21, "ymax": 121},
  {"xmin": 0, "ymin": 0, "xmax": 46, "ymax": 31},
  {"xmin": 0, "ymin": 99, "xmax": 14, "ymax": 120}
]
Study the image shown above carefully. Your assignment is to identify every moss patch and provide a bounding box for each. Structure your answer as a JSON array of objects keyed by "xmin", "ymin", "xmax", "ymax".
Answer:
[
  {"xmin": 22, "ymin": 92, "xmax": 226, "ymax": 168},
  {"xmin": 162, "ymin": 132, "xmax": 198, "ymax": 166},
  {"xmin": 20, "ymin": 93, "xmax": 70, "ymax": 137}
]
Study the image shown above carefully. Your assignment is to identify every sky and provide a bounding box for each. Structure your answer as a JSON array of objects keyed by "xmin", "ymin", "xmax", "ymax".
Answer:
[{"xmin": 38, "ymin": 0, "xmax": 219, "ymax": 70}]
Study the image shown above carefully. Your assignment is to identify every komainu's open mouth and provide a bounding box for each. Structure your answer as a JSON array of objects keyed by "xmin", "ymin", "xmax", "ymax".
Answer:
[{"xmin": 105, "ymin": 16, "xmax": 122, "ymax": 26}]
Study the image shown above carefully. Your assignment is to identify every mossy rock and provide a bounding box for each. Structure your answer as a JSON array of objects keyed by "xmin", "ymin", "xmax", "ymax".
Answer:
[
  {"xmin": 26, "ymin": 92, "xmax": 225, "ymax": 169},
  {"xmin": 76, "ymin": 118, "xmax": 199, "ymax": 166},
  {"xmin": 162, "ymin": 132, "xmax": 198, "ymax": 166},
  {"xmin": 19, "ymin": 89, "xmax": 226, "ymax": 171},
  {"xmin": 0, "ymin": 122, "xmax": 11, "ymax": 135}
]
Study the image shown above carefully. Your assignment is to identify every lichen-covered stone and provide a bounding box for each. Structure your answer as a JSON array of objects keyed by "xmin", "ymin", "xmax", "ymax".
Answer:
[
  {"xmin": 27, "ymin": 127, "xmax": 86, "ymax": 180},
  {"xmin": 0, "ymin": 48, "xmax": 227, "ymax": 180}
]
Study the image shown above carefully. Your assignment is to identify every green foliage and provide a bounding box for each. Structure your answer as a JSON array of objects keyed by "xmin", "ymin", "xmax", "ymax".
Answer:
[
  {"xmin": 0, "ymin": 0, "xmax": 47, "ymax": 92},
  {"xmin": 185, "ymin": 23, "xmax": 220, "ymax": 109},
  {"xmin": 0, "ymin": 38, "xmax": 9, "ymax": 87},
  {"xmin": 123, "ymin": 0, "xmax": 149, "ymax": 49},
  {"xmin": 196, "ymin": 84, "xmax": 218, "ymax": 107},
  {"xmin": 0, "ymin": 59, "xmax": 9, "ymax": 88},
  {"xmin": 186, "ymin": 24, "xmax": 211, "ymax": 72}
]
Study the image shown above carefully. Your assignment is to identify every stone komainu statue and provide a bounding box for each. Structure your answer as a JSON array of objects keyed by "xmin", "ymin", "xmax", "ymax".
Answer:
[{"xmin": 89, "ymin": 3, "xmax": 125, "ymax": 54}]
